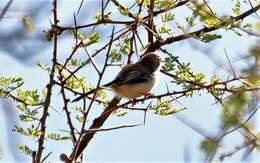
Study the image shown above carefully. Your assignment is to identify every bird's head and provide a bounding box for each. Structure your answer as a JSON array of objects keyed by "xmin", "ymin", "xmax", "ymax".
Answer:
[{"xmin": 139, "ymin": 52, "xmax": 161, "ymax": 72}]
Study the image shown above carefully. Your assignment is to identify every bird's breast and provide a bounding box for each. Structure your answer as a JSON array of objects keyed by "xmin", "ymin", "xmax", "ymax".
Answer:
[{"xmin": 112, "ymin": 73, "xmax": 158, "ymax": 99}]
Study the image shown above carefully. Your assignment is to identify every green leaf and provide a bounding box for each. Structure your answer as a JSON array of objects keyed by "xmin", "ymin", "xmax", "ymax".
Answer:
[
  {"xmin": 200, "ymin": 139, "xmax": 220, "ymax": 155},
  {"xmin": 76, "ymin": 114, "xmax": 84, "ymax": 123},
  {"xmin": 82, "ymin": 32, "xmax": 100, "ymax": 47},
  {"xmin": 17, "ymin": 145, "xmax": 33, "ymax": 156},
  {"xmin": 149, "ymin": 100, "xmax": 186, "ymax": 116},
  {"xmin": 161, "ymin": 12, "xmax": 175, "ymax": 23},
  {"xmin": 113, "ymin": 110, "xmax": 128, "ymax": 117},
  {"xmin": 162, "ymin": 55, "xmax": 178, "ymax": 72},
  {"xmin": 155, "ymin": 0, "xmax": 176, "ymax": 10},
  {"xmin": 19, "ymin": 109, "xmax": 39, "ymax": 122},
  {"xmin": 156, "ymin": 107, "xmax": 186, "ymax": 116},
  {"xmin": 210, "ymin": 75, "xmax": 222, "ymax": 84},
  {"xmin": 47, "ymin": 133, "xmax": 71, "ymax": 141},
  {"xmin": 232, "ymin": 0, "xmax": 241, "ymax": 15},
  {"xmin": 256, "ymin": 22, "xmax": 260, "ymax": 31},
  {"xmin": 19, "ymin": 114, "xmax": 38, "ymax": 122},
  {"xmin": 71, "ymin": 31, "xmax": 100, "ymax": 47},
  {"xmin": 242, "ymin": 23, "xmax": 252, "ymax": 29},
  {"xmin": 0, "ymin": 76, "xmax": 24, "ymax": 93},
  {"xmin": 232, "ymin": 29, "xmax": 242, "ymax": 36},
  {"xmin": 118, "ymin": 7, "xmax": 129, "ymax": 16},
  {"xmin": 109, "ymin": 48, "xmax": 122, "ymax": 62},
  {"xmin": 193, "ymin": 73, "xmax": 206, "ymax": 85},
  {"xmin": 22, "ymin": 16, "xmax": 34, "ymax": 33},
  {"xmin": 256, "ymin": 132, "xmax": 260, "ymax": 150},
  {"xmin": 175, "ymin": 22, "xmax": 185, "ymax": 32},
  {"xmin": 120, "ymin": 38, "xmax": 131, "ymax": 55},
  {"xmin": 109, "ymin": 37, "xmax": 131, "ymax": 62},
  {"xmin": 36, "ymin": 61, "xmax": 51, "ymax": 72},
  {"xmin": 232, "ymin": 7, "xmax": 240, "ymax": 15},
  {"xmin": 69, "ymin": 59, "xmax": 83, "ymax": 67},
  {"xmin": 222, "ymin": 91, "xmax": 251, "ymax": 129},
  {"xmin": 17, "ymin": 104, "xmax": 27, "ymax": 112},
  {"xmin": 12, "ymin": 125, "xmax": 42, "ymax": 138},
  {"xmin": 159, "ymin": 24, "xmax": 173, "ymax": 35},
  {"xmin": 192, "ymin": 2, "xmax": 220, "ymax": 27},
  {"xmin": 16, "ymin": 89, "xmax": 41, "ymax": 106},
  {"xmin": 185, "ymin": 17, "xmax": 196, "ymax": 27},
  {"xmin": 88, "ymin": 32, "xmax": 100, "ymax": 45},
  {"xmin": 198, "ymin": 33, "xmax": 222, "ymax": 43},
  {"xmin": 94, "ymin": 12, "xmax": 112, "ymax": 22},
  {"xmin": 64, "ymin": 75, "xmax": 91, "ymax": 90}
]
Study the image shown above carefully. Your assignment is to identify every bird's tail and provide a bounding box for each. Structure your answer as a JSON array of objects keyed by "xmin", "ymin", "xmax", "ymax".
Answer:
[
  {"xmin": 103, "ymin": 80, "xmax": 117, "ymax": 87},
  {"xmin": 71, "ymin": 88, "xmax": 101, "ymax": 103},
  {"xmin": 71, "ymin": 79, "xmax": 117, "ymax": 103}
]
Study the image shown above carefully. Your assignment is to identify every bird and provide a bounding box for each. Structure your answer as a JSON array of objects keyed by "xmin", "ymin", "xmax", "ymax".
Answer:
[{"xmin": 72, "ymin": 52, "xmax": 162, "ymax": 102}]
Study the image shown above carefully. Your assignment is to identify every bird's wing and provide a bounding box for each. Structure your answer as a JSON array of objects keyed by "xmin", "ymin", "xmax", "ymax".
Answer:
[
  {"xmin": 119, "ymin": 70, "xmax": 148, "ymax": 84},
  {"xmin": 104, "ymin": 67, "xmax": 148, "ymax": 87}
]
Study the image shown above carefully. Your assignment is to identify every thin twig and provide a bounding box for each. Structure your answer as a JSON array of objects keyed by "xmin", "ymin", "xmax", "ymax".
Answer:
[
  {"xmin": 76, "ymin": 0, "xmax": 84, "ymax": 15},
  {"xmin": 84, "ymin": 124, "xmax": 142, "ymax": 133},
  {"xmin": 0, "ymin": 0, "xmax": 13, "ymax": 22},
  {"xmin": 224, "ymin": 49, "xmax": 236, "ymax": 78}
]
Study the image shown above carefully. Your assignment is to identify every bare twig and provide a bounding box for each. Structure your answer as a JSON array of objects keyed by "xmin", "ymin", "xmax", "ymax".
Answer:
[
  {"xmin": 41, "ymin": 152, "xmax": 53, "ymax": 163},
  {"xmin": 76, "ymin": 0, "xmax": 84, "ymax": 15},
  {"xmin": 237, "ymin": 26, "xmax": 260, "ymax": 37},
  {"xmin": 35, "ymin": 0, "xmax": 59, "ymax": 162},
  {"xmin": 224, "ymin": 49, "xmax": 236, "ymax": 78},
  {"xmin": 83, "ymin": 47, "xmax": 101, "ymax": 74},
  {"xmin": 84, "ymin": 124, "xmax": 141, "ymax": 133},
  {"xmin": 248, "ymin": 0, "xmax": 260, "ymax": 19},
  {"xmin": 219, "ymin": 141, "xmax": 251, "ymax": 161},
  {"xmin": 203, "ymin": 0, "xmax": 215, "ymax": 15},
  {"xmin": 58, "ymin": 70, "xmax": 77, "ymax": 144},
  {"xmin": 0, "ymin": 0, "xmax": 13, "ymax": 22},
  {"xmin": 220, "ymin": 105, "xmax": 260, "ymax": 139}
]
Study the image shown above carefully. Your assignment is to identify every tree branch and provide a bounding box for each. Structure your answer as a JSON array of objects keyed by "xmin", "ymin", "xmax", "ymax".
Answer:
[
  {"xmin": 146, "ymin": 4, "xmax": 260, "ymax": 52},
  {"xmin": 35, "ymin": 0, "xmax": 58, "ymax": 162}
]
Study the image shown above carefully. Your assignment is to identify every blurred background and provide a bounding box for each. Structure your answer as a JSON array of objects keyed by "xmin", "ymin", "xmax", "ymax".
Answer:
[{"xmin": 0, "ymin": 0, "xmax": 259, "ymax": 162}]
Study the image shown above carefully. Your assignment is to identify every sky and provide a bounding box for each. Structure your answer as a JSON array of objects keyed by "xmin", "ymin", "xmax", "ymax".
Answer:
[{"xmin": 0, "ymin": 0, "xmax": 259, "ymax": 162}]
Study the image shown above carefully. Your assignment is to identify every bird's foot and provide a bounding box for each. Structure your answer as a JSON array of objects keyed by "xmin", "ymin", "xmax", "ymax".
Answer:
[
  {"xmin": 143, "ymin": 93, "xmax": 153, "ymax": 98},
  {"xmin": 131, "ymin": 99, "xmax": 138, "ymax": 106}
]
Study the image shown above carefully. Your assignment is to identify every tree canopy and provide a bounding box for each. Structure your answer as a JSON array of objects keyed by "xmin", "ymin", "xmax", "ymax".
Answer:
[{"xmin": 0, "ymin": 0, "xmax": 260, "ymax": 162}]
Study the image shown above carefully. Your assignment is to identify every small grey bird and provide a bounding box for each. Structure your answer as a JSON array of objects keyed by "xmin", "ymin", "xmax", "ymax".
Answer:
[{"xmin": 72, "ymin": 52, "xmax": 161, "ymax": 102}]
